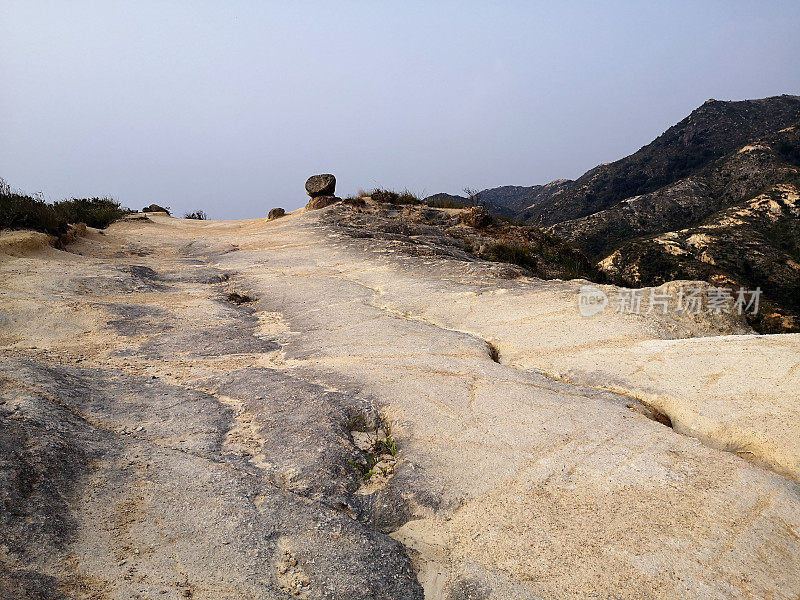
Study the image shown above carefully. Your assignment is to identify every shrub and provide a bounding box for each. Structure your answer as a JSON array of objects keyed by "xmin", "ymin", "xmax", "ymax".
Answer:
[
  {"xmin": 184, "ymin": 210, "xmax": 207, "ymax": 220},
  {"xmin": 0, "ymin": 190, "xmax": 68, "ymax": 235},
  {"xmin": 426, "ymin": 197, "xmax": 469, "ymax": 209},
  {"xmin": 463, "ymin": 187, "xmax": 483, "ymax": 206},
  {"xmin": 483, "ymin": 242, "xmax": 538, "ymax": 271},
  {"xmin": 370, "ymin": 188, "xmax": 422, "ymax": 205},
  {"xmin": 347, "ymin": 420, "xmax": 398, "ymax": 481},
  {"xmin": 55, "ymin": 197, "xmax": 129, "ymax": 229},
  {"xmin": 0, "ymin": 178, "xmax": 129, "ymax": 234}
]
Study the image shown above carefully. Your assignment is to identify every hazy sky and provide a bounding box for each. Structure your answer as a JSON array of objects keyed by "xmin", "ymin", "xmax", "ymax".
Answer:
[{"xmin": 2, "ymin": 1, "xmax": 799, "ymax": 218}]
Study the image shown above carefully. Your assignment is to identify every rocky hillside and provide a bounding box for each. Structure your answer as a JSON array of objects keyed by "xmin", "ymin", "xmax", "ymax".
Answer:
[
  {"xmin": 550, "ymin": 125, "xmax": 800, "ymax": 257},
  {"xmin": 596, "ymin": 182, "xmax": 800, "ymax": 332},
  {"xmin": 324, "ymin": 198, "xmax": 601, "ymax": 281},
  {"xmin": 504, "ymin": 95, "xmax": 800, "ymax": 223},
  {"xmin": 451, "ymin": 95, "xmax": 800, "ymax": 332},
  {"xmin": 425, "ymin": 180, "xmax": 572, "ymax": 218},
  {"xmin": 2, "ymin": 208, "xmax": 800, "ymax": 599}
]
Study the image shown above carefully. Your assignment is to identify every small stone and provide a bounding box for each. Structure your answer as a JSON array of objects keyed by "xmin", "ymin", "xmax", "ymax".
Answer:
[{"xmin": 268, "ymin": 208, "xmax": 285, "ymax": 220}]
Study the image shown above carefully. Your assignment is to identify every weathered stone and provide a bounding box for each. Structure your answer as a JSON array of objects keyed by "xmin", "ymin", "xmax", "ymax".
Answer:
[
  {"xmin": 460, "ymin": 206, "xmax": 493, "ymax": 228},
  {"xmin": 268, "ymin": 208, "xmax": 285, "ymax": 220},
  {"xmin": 305, "ymin": 174, "xmax": 336, "ymax": 197},
  {"xmin": 142, "ymin": 204, "xmax": 170, "ymax": 215},
  {"xmin": 306, "ymin": 195, "xmax": 340, "ymax": 210}
]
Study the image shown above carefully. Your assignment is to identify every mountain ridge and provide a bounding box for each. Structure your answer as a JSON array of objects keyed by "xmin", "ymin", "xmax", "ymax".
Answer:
[{"xmin": 434, "ymin": 94, "xmax": 800, "ymax": 331}]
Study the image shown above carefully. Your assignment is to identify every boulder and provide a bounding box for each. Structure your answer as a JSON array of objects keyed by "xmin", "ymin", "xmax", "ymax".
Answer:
[
  {"xmin": 305, "ymin": 196, "xmax": 340, "ymax": 210},
  {"xmin": 460, "ymin": 206, "xmax": 493, "ymax": 228},
  {"xmin": 142, "ymin": 204, "xmax": 171, "ymax": 215},
  {"xmin": 305, "ymin": 174, "xmax": 336, "ymax": 197},
  {"xmin": 267, "ymin": 208, "xmax": 285, "ymax": 220}
]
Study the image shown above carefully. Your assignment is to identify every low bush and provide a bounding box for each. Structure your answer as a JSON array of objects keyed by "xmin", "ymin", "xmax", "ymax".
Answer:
[
  {"xmin": 184, "ymin": 210, "xmax": 207, "ymax": 220},
  {"xmin": 55, "ymin": 197, "xmax": 129, "ymax": 229},
  {"xmin": 0, "ymin": 190, "xmax": 67, "ymax": 235},
  {"xmin": 426, "ymin": 197, "xmax": 469, "ymax": 209},
  {"xmin": 0, "ymin": 178, "xmax": 129, "ymax": 234},
  {"xmin": 370, "ymin": 188, "xmax": 422, "ymax": 205},
  {"xmin": 482, "ymin": 242, "xmax": 538, "ymax": 271}
]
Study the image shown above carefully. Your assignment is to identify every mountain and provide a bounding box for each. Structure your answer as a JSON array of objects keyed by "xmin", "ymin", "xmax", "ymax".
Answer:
[
  {"xmin": 458, "ymin": 95, "xmax": 800, "ymax": 332},
  {"xmin": 549, "ymin": 124, "xmax": 800, "ymax": 256},
  {"xmin": 423, "ymin": 180, "xmax": 573, "ymax": 217},
  {"xmin": 528, "ymin": 94, "xmax": 800, "ymax": 224},
  {"xmin": 597, "ymin": 179, "xmax": 800, "ymax": 332}
]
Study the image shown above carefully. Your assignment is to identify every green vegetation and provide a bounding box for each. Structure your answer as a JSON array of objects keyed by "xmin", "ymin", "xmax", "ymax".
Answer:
[
  {"xmin": 478, "ymin": 236, "xmax": 603, "ymax": 282},
  {"xmin": 0, "ymin": 178, "xmax": 129, "ymax": 235},
  {"xmin": 0, "ymin": 187, "xmax": 66, "ymax": 235},
  {"xmin": 184, "ymin": 210, "xmax": 207, "ymax": 220},
  {"xmin": 347, "ymin": 458, "xmax": 378, "ymax": 480},
  {"xmin": 369, "ymin": 188, "xmax": 422, "ymax": 205},
  {"xmin": 372, "ymin": 428, "xmax": 397, "ymax": 457},
  {"xmin": 482, "ymin": 241, "xmax": 539, "ymax": 271},
  {"xmin": 426, "ymin": 197, "xmax": 469, "ymax": 209},
  {"xmin": 348, "ymin": 418, "xmax": 397, "ymax": 481},
  {"xmin": 56, "ymin": 197, "xmax": 129, "ymax": 229}
]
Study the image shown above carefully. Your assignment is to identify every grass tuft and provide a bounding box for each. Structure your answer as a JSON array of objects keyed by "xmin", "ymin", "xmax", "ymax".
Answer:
[
  {"xmin": 348, "ymin": 418, "xmax": 398, "ymax": 480},
  {"xmin": 226, "ymin": 291, "xmax": 256, "ymax": 304}
]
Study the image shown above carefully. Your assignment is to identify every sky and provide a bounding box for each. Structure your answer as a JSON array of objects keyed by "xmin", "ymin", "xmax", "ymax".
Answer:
[{"xmin": 2, "ymin": 1, "xmax": 799, "ymax": 219}]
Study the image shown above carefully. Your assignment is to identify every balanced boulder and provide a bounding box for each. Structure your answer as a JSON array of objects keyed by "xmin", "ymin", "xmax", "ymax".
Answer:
[
  {"xmin": 305, "ymin": 174, "xmax": 336, "ymax": 197},
  {"xmin": 267, "ymin": 208, "xmax": 285, "ymax": 220},
  {"xmin": 305, "ymin": 195, "xmax": 340, "ymax": 210}
]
